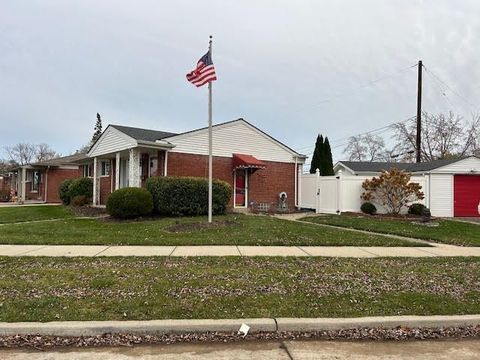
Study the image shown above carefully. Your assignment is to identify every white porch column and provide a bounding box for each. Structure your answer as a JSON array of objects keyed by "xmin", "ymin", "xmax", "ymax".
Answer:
[
  {"xmin": 19, "ymin": 167, "xmax": 27, "ymax": 203},
  {"xmin": 115, "ymin": 152, "xmax": 121, "ymax": 190},
  {"xmin": 128, "ymin": 149, "xmax": 141, "ymax": 187},
  {"xmin": 164, "ymin": 151, "xmax": 168, "ymax": 176},
  {"xmin": 92, "ymin": 157, "xmax": 99, "ymax": 205}
]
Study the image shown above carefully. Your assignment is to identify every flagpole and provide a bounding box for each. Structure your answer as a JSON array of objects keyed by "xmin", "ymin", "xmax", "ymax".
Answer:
[{"xmin": 208, "ymin": 35, "xmax": 213, "ymax": 223}]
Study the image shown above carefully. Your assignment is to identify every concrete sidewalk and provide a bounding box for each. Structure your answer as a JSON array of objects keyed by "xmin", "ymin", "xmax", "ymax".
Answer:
[{"xmin": 0, "ymin": 244, "xmax": 479, "ymax": 257}]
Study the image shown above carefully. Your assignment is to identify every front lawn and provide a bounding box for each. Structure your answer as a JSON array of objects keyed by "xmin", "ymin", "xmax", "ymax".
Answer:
[
  {"xmin": 0, "ymin": 205, "xmax": 73, "ymax": 224},
  {"xmin": 0, "ymin": 214, "xmax": 421, "ymax": 246},
  {"xmin": 302, "ymin": 214, "xmax": 480, "ymax": 246},
  {"xmin": 0, "ymin": 257, "xmax": 478, "ymax": 322}
]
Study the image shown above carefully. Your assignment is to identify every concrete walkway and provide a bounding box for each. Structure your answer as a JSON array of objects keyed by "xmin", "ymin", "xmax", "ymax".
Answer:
[{"xmin": 0, "ymin": 243, "xmax": 479, "ymax": 257}]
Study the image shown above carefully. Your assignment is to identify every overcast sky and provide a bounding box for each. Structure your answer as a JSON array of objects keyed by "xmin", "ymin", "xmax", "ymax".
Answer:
[{"xmin": 1, "ymin": 0, "xmax": 479, "ymax": 163}]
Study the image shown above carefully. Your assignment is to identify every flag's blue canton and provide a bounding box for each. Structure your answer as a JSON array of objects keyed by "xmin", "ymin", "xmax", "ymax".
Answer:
[{"xmin": 199, "ymin": 51, "xmax": 213, "ymax": 66}]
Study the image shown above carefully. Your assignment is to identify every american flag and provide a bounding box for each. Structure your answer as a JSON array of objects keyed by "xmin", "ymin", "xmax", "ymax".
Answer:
[{"xmin": 186, "ymin": 51, "xmax": 217, "ymax": 87}]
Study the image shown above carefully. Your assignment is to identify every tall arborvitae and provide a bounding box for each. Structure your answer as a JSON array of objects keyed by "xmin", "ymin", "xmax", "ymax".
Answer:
[
  {"xmin": 91, "ymin": 113, "xmax": 103, "ymax": 144},
  {"xmin": 309, "ymin": 134, "xmax": 324, "ymax": 174},
  {"xmin": 322, "ymin": 137, "xmax": 335, "ymax": 176}
]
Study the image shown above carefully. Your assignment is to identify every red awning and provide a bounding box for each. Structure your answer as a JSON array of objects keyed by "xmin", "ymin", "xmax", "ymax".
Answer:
[{"xmin": 232, "ymin": 153, "xmax": 266, "ymax": 171}]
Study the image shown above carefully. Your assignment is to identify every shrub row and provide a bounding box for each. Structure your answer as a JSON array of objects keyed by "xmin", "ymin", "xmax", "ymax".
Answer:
[
  {"xmin": 58, "ymin": 178, "xmax": 93, "ymax": 206},
  {"xmin": 105, "ymin": 176, "xmax": 232, "ymax": 219},
  {"xmin": 360, "ymin": 201, "xmax": 431, "ymax": 217}
]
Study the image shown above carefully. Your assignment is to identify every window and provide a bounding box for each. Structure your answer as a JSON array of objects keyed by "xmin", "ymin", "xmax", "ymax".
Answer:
[
  {"xmin": 101, "ymin": 161, "xmax": 110, "ymax": 176},
  {"xmin": 83, "ymin": 165, "xmax": 92, "ymax": 177},
  {"xmin": 31, "ymin": 171, "xmax": 40, "ymax": 192}
]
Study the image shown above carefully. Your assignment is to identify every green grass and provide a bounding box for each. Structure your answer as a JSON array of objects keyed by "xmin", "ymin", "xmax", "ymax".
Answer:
[
  {"xmin": 0, "ymin": 205, "xmax": 73, "ymax": 224},
  {"xmin": 0, "ymin": 214, "xmax": 421, "ymax": 246},
  {"xmin": 0, "ymin": 257, "xmax": 478, "ymax": 322},
  {"xmin": 302, "ymin": 215, "xmax": 480, "ymax": 246}
]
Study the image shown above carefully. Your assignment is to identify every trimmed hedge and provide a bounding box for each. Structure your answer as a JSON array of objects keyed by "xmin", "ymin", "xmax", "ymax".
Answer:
[
  {"xmin": 69, "ymin": 178, "xmax": 93, "ymax": 200},
  {"xmin": 58, "ymin": 179, "xmax": 74, "ymax": 205},
  {"xmin": 106, "ymin": 187, "xmax": 153, "ymax": 219},
  {"xmin": 58, "ymin": 177, "xmax": 93, "ymax": 205},
  {"xmin": 360, "ymin": 202, "xmax": 377, "ymax": 215},
  {"xmin": 146, "ymin": 176, "xmax": 232, "ymax": 216}
]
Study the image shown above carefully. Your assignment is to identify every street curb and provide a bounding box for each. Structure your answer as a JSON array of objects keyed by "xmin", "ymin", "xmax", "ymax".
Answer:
[
  {"xmin": 0, "ymin": 315, "xmax": 479, "ymax": 337},
  {"xmin": 275, "ymin": 315, "xmax": 480, "ymax": 332},
  {"xmin": 0, "ymin": 319, "xmax": 277, "ymax": 337}
]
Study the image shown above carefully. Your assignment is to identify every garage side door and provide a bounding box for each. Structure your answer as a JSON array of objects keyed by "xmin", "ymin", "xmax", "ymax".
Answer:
[{"xmin": 454, "ymin": 175, "xmax": 480, "ymax": 217}]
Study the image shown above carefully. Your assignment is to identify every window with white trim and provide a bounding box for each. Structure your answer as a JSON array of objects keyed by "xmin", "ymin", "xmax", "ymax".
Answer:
[
  {"xmin": 101, "ymin": 161, "xmax": 110, "ymax": 176},
  {"xmin": 83, "ymin": 165, "xmax": 92, "ymax": 177}
]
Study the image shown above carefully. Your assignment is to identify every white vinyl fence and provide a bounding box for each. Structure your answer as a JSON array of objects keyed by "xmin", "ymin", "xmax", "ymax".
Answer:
[{"xmin": 299, "ymin": 170, "xmax": 428, "ymax": 214}]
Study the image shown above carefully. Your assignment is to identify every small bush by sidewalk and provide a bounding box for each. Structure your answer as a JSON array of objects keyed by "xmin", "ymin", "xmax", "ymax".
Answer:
[{"xmin": 146, "ymin": 176, "xmax": 231, "ymax": 216}]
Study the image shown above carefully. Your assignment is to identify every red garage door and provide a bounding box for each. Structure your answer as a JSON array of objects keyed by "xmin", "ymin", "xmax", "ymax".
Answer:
[{"xmin": 454, "ymin": 175, "xmax": 480, "ymax": 217}]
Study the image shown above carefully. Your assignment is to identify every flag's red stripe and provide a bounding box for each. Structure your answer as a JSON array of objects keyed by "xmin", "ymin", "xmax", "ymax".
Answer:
[{"xmin": 189, "ymin": 69, "xmax": 217, "ymax": 85}]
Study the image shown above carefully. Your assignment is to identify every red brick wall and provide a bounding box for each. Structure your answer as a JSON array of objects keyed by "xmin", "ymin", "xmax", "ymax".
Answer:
[
  {"xmin": 167, "ymin": 152, "xmax": 297, "ymax": 210},
  {"xmin": 99, "ymin": 175, "xmax": 112, "ymax": 205},
  {"xmin": 46, "ymin": 168, "xmax": 82, "ymax": 203}
]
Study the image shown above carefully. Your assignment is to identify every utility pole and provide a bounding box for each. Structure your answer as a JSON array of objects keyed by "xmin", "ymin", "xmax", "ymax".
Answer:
[{"xmin": 416, "ymin": 60, "xmax": 422, "ymax": 163}]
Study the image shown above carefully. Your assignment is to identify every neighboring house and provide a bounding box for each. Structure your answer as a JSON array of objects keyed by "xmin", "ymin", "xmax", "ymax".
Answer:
[
  {"xmin": 86, "ymin": 118, "xmax": 306, "ymax": 210},
  {"xmin": 12, "ymin": 153, "xmax": 87, "ymax": 203},
  {"xmin": 334, "ymin": 156, "xmax": 480, "ymax": 217},
  {"xmin": 14, "ymin": 118, "xmax": 307, "ymax": 211}
]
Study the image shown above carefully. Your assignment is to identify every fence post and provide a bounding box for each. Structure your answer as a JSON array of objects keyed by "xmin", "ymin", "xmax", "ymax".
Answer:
[
  {"xmin": 315, "ymin": 168, "xmax": 320, "ymax": 213},
  {"xmin": 336, "ymin": 170, "xmax": 343, "ymax": 215}
]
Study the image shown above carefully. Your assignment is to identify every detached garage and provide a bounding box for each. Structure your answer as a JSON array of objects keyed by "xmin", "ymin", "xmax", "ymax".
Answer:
[{"xmin": 331, "ymin": 155, "xmax": 480, "ymax": 218}]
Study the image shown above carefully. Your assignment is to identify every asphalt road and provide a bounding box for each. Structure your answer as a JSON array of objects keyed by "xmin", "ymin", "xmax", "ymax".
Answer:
[{"xmin": 1, "ymin": 339, "xmax": 480, "ymax": 359}]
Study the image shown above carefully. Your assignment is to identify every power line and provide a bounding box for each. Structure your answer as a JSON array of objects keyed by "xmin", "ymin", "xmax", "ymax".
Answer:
[
  {"xmin": 424, "ymin": 69, "xmax": 459, "ymax": 113},
  {"xmin": 422, "ymin": 66, "xmax": 477, "ymax": 112},
  {"xmin": 294, "ymin": 115, "xmax": 416, "ymax": 153},
  {"xmin": 312, "ymin": 63, "xmax": 417, "ymax": 106}
]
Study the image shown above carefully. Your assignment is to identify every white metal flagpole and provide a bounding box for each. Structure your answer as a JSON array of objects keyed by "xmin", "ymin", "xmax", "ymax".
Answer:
[{"xmin": 208, "ymin": 35, "xmax": 213, "ymax": 223}]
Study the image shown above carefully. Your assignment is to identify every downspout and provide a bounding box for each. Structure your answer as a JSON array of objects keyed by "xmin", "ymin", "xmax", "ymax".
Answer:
[
  {"xmin": 44, "ymin": 166, "xmax": 49, "ymax": 203},
  {"xmin": 294, "ymin": 156, "xmax": 298, "ymax": 208}
]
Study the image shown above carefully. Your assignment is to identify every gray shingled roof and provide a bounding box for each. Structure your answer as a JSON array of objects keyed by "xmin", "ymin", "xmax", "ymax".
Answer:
[
  {"xmin": 339, "ymin": 158, "xmax": 468, "ymax": 173},
  {"xmin": 111, "ymin": 125, "xmax": 177, "ymax": 142},
  {"xmin": 30, "ymin": 153, "xmax": 89, "ymax": 167}
]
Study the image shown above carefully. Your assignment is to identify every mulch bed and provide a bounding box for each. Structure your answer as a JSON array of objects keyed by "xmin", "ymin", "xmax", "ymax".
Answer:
[
  {"xmin": 1, "ymin": 326, "xmax": 479, "ymax": 349},
  {"xmin": 341, "ymin": 212, "xmax": 437, "ymax": 222}
]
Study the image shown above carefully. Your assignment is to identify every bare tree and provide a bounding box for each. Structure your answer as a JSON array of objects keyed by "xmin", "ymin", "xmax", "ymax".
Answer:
[
  {"xmin": 393, "ymin": 111, "xmax": 478, "ymax": 161},
  {"xmin": 0, "ymin": 159, "xmax": 17, "ymax": 174},
  {"xmin": 36, "ymin": 144, "xmax": 60, "ymax": 162},
  {"xmin": 4, "ymin": 143, "xmax": 37, "ymax": 165},
  {"xmin": 3, "ymin": 143, "xmax": 60, "ymax": 165},
  {"xmin": 343, "ymin": 134, "xmax": 386, "ymax": 161}
]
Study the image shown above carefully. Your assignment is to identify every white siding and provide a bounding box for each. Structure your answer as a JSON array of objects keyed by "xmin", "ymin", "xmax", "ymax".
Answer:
[
  {"xmin": 429, "ymin": 174, "xmax": 453, "ymax": 217},
  {"xmin": 88, "ymin": 127, "xmax": 137, "ymax": 157},
  {"xmin": 166, "ymin": 121, "xmax": 299, "ymax": 163},
  {"xmin": 431, "ymin": 157, "xmax": 480, "ymax": 174}
]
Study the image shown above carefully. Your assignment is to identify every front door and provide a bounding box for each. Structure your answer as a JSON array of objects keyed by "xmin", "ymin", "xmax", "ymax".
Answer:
[{"xmin": 235, "ymin": 169, "xmax": 247, "ymax": 207}]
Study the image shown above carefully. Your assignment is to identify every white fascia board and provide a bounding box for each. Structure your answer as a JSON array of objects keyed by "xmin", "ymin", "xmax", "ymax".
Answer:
[
  {"xmin": 163, "ymin": 119, "xmax": 306, "ymax": 159},
  {"xmin": 87, "ymin": 125, "xmax": 137, "ymax": 157}
]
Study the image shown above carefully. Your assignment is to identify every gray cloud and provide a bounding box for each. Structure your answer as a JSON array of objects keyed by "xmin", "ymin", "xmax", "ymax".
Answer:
[{"xmin": 1, "ymin": 0, "xmax": 479, "ymax": 162}]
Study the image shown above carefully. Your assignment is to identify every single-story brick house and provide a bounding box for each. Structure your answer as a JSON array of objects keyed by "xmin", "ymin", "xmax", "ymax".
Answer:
[
  {"xmin": 11, "ymin": 153, "xmax": 87, "ymax": 203},
  {"xmin": 13, "ymin": 118, "xmax": 307, "ymax": 211},
  {"xmin": 333, "ymin": 156, "xmax": 480, "ymax": 217}
]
